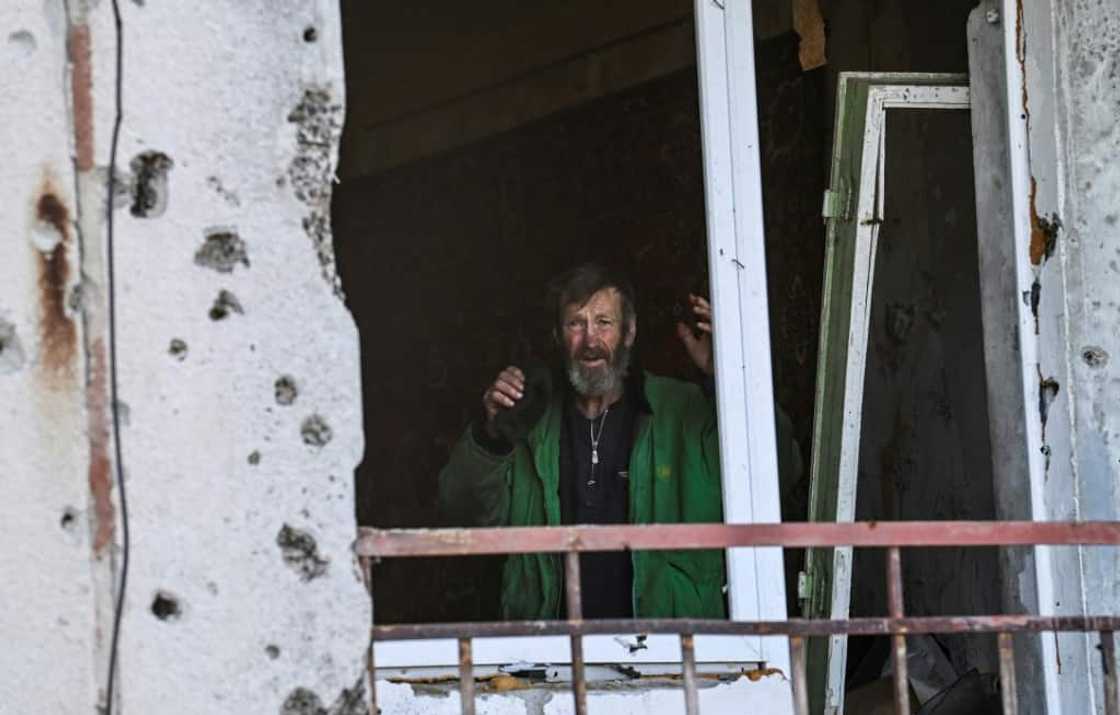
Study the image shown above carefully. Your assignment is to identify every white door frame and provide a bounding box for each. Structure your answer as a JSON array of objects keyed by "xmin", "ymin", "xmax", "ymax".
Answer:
[{"xmin": 820, "ymin": 82, "xmax": 970, "ymax": 714}]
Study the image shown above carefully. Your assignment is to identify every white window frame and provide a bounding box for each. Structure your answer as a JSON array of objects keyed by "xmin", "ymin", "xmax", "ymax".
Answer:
[{"xmin": 374, "ymin": 0, "xmax": 789, "ymax": 672}]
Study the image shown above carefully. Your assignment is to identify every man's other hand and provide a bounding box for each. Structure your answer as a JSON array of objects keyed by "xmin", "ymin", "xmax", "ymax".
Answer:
[
  {"xmin": 483, "ymin": 366, "xmax": 525, "ymax": 438},
  {"xmin": 677, "ymin": 294, "xmax": 714, "ymax": 376}
]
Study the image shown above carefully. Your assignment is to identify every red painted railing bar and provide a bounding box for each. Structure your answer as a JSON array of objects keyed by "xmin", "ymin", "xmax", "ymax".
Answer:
[
  {"xmin": 458, "ymin": 638, "xmax": 475, "ymax": 715},
  {"xmin": 1102, "ymin": 631, "xmax": 1119, "ymax": 715},
  {"xmin": 564, "ymin": 552, "xmax": 588, "ymax": 715},
  {"xmin": 886, "ymin": 547, "xmax": 910, "ymax": 715},
  {"xmin": 680, "ymin": 633, "xmax": 700, "ymax": 715},
  {"xmin": 354, "ymin": 521, "xmax": 1120, "ymax": 558},
  {"xmin": 360, "ymin": 556, "xmax": 378, "ymax": 715},
  {"xmin": 997, "ymin": 632, "xmax": 1017, "ymax": 715},
  {"xmin": 789, "ymin": 636, "xmax": 809, "ymax": 715},
  {"xmin": 369, "ymin": 615, "xmax": 1120, "ymax": 640}
]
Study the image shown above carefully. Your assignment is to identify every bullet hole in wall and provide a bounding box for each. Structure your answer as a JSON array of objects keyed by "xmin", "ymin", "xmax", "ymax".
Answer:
[
  {"xmin": 276, "ymin": 524, "xmax": 329, "ymax": 581},
  {"xmin": 60, "ymin": 507, "xmax": 78, "ymax": 531},
  {"xmin": 265, "ymin": 644, "xmax": 281, "ymax": 660},
  {"xmin": 303, "ymin": 26, "xmax": 317, "ymax": 43},
  {"xmin": 301, "ymin": 414, "xmax": 332, "ymax": 447},
  {"xmin": 281, "ymin": 688, "xmax": 322, "ymax": 715},
  {"xmin": 151, "ymin": 591, "xmax": 182, "ymax": 621},
  {"xmin": 1082, "ymin": 346, "xmax": 1109, "ymax": 368},
  {"xmin": 209, "ymin": 290, "xmax": 243, "ymax": 321},
  {"xmin": 281, "ymin": 680, "xmax": 365, "ymax": 715},
  {"xmin": 275, "ymin": 375, "xmax": 298, "ymax": 406},
  {"xmin": 169, "ymin": 338, "xmax": 188, "ymax": 360},
  {"xmin": 129, "ymin": 151, "xmax": 173, "ymax": 218},
  {"xmin": 248, "ymin": 450, "xmax": 261, "ymax": 466},
  {"xmin": 195, "ymin": 228, "xmax": 249, "ymax": 273}
]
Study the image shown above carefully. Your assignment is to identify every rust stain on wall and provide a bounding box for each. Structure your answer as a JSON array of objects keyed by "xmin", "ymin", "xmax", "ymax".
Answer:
[
  {"xmin": 34, "ymin": 186, "xmax": 78, "ymax": 375},
  {"xmin": 68, "ymin": 24, "xmax": 95, "ymax": 171},
  {"xmin": 1015, "ymin": 0, "xmax": 1052, "ymax": 268},
  {"xmin": 1029, "ymin": 177, "xmax": 1047, "ymax": 265}
]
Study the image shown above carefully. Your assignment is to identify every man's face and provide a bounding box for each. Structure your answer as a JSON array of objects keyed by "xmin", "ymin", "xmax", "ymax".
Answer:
[{"xmin": 560, "ymin": 287, "xmax": 636, "ymax": 397}]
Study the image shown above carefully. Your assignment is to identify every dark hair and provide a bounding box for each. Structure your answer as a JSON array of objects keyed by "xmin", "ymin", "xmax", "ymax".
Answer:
[{"xmin": 547, "ymin": 263, "xmax": 636, "ymax": 333}]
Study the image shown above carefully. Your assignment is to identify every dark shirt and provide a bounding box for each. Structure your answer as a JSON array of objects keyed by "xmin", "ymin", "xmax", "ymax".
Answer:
[{"xmin": 559, "ymin": 393, "xmax": 637, "ymax": 619}]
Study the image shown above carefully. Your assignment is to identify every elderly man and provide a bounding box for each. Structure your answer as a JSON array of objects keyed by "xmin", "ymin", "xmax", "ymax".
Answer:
[{"xmin": 439, "ymin": 263, "xmax": 796, "ymax": 620}]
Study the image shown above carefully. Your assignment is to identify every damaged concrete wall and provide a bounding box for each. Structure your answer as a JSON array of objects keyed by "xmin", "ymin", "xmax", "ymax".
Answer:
[
  {"xmin": 970, "ymin": 0, "xmax": 1120, "ymax": 711},
  {"xmin": 1024, "ymin": 0, "xmax": 1120, "ymax": 711},
  {"xmin": 1, "ymin": 1, "xmax": 370, "ymax": 713}
]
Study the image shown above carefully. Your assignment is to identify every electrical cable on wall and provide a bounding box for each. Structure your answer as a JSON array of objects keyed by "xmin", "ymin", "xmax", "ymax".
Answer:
[{"xmin": 104, "ymin": 0, "xmax": 130, "ymax": 711}]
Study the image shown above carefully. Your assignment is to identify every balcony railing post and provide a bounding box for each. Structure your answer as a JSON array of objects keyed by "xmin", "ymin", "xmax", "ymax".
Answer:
[
  {"xmin": 886, "ymin": 546, "xmax": 910, "ymax": 715},
  {"xmin": 680, "ymin": 633, "xmax": 700, "ymax": 715},
  {"xmin": 565, "ymin": 551, "xmax": 588, "ymax": 715},
  {"xmin": 359, "ymin": 556, "xmax": 378, "ymax": 715},
  {"xmin": 458, "ymin": 637, "xmax": 476, "ymax": 715},
  {"xmin": 997, "ymin": 632, "xmax": 1017, "ymax": 714},
  {"xmin": 789, "ymin": 635, "xmax": 809, "ymax": 715}
]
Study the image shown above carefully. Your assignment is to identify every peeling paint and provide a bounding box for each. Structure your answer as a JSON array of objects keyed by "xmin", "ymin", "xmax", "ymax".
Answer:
[
  {"xmin": 1029, "ymin": 278, "xmax": 1041, "ymax": 334},
  {"xmin": 1038, "ymin": 369, "xmax": 1060, "ymax": 442},
  {"xmin": 1028, "ymin": 178, "xmax": 1061, "ymax": 265}
]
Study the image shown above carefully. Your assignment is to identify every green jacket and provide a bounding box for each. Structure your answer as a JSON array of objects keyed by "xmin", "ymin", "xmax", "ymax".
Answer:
[{"xmin": 438, "ymin": 371, "xmax": 728, "ymax": 620}]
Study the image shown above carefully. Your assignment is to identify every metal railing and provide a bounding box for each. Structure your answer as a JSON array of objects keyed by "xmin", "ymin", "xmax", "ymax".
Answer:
[{"xmin": 354, "ymin": 521, "xmax": 1120, "ymax": 714}]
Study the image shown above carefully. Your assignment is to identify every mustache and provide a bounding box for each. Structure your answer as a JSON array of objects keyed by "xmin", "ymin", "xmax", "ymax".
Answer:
[{"xmin": 577, "ymin": 349, "xmax": 609, "ymax": 361}]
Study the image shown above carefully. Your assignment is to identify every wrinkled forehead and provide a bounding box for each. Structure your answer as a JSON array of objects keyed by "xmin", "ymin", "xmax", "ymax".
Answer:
[{"xmin": 561, "ymin": 287, "xmax": 624, "ymax": 321}]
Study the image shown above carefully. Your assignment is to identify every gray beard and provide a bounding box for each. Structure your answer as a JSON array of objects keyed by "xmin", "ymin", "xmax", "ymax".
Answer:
[{"xmin": 567, "ymin": 343, "xmax": 631, "ymax": 397}]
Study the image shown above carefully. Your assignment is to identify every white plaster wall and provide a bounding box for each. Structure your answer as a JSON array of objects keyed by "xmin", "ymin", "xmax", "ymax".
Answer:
[
  {"xmin": 0, "ymin": 2, "xmax": 99, "ymax": 713},
  {"xmin": 75, "ymin": 1, "xmax": 371, "ymax": 712}
]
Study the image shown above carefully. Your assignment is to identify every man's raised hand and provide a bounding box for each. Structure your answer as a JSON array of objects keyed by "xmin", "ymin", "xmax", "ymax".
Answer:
[
  {"xmin": 676, "ymin": 293, "xmax": 714, "ymax": 376},
  {"xmin": 482, "ymin": 366, "xmax": 525, "ymax": 437}
]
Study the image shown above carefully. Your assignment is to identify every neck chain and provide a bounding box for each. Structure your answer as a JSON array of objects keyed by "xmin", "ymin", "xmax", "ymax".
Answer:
[{"xmin": 589, "ymin": 407, "xmax": 610, "ymax": 468}]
